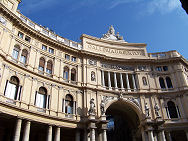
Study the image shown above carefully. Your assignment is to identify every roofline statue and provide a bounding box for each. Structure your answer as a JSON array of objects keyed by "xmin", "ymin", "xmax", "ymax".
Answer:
[{"xmin": 102, "ymin": 25, "xmax": 125, "ymax": 41}]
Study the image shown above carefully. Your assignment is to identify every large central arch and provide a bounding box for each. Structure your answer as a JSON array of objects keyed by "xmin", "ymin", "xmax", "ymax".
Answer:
[{"xmin": 105, "ymin": 99, "xmax": 143, "ymax": 141}]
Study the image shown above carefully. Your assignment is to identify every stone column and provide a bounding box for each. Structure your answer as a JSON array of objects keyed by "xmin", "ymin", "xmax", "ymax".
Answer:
[
  {"xmin": 184, "ymin": 130, "xmax": 188, "ymax": 141},
  {"xmin": 73, "ymin": 101, "xmax": 76, "ymax": 115},
  {"xmin": 108, "ymin": 72, "xmax": 111, "ymax": 89},
  {"xmin": 159, "ymin": 130, "xmax": 166, "ymax": 141},
  {"xmin": 13, "ymin": 118, "xmax": 22, "ymax": 141},
  {"xmin": 114, "ymin": 72, "xmax": 118, "ymax": 90},
  {"xmin": 177, "ymin": 96, "xmax": 185, "ymax": 118},
  {"xmin": 141, "ymin": 129, "xmax": 146, "ymax": 141},
  {"xmin": 63, "ymin": 99, "xmax": 66, "ymax": 113},
  {"xmin": 120, "ymin": 73, "xmax": 124, "ymax": 90},
  {"xmin": 75, "ymin": 129, "xmax": 80, "ymax": 141},
  {"xmin": 22, "ymin": 121, "xmax": 31, "ymax": 141},
  {"xmin": 165, "ymin": 131, "xmax": 172, "ymax": 141},
  {"xmin": 101, "ymin": 70, "xmax": 105, "ymax": 87},
  {"xmin": 83, "ymin": 129, "xmax": 88, "ymax": 141},
  {"xmin": 132, "ymin": 74, "xmax": 137, "ymax": 91},
  {"xmin": 46, "ymin": 125, "xmax": 52, "ymax": 141},
  {"xmin": 148, "ymin": 130, "xmax": 154, "ymax": 141},
  {"xmin": 126, "ymin": 74, "xmax": 130, "ymax": 91},
  {"xmin": 54, "ymin": 127, "xmax": 60, "ymax": 141},
  {"xmin": 103, "ymin": 129, "xmax": 107, "ymax": 141},
  {"xmin": 90, "ymin": 128, "xmax": 95, "ymax": 141}
]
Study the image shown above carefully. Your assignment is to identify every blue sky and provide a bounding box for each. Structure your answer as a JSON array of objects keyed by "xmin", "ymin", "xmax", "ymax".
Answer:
[{"xmin": 18, "ymin": 0, "xmax": 188, "ymax": 58}]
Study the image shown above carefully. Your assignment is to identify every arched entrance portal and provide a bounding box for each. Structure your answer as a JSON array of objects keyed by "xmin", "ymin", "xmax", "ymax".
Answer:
[{"xmin": 106, "ymin": 100, "xmax": 142, "ymax": 141}]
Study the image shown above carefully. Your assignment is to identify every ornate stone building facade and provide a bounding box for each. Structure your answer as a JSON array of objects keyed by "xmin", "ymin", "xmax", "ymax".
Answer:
[{"xmin": 0, "ymin": 0, "xmax": 188, "ymax": 141}]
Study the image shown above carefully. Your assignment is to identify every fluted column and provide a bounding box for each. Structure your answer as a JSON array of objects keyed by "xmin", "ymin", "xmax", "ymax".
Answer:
[
  {"xmin": 54, "ymin": 127, "xmax": 60, "ymax": 141},
  {"xmin": 108, "ymin": 72, "xmax": 111, "ymax": 89},
  {"xmin": 63, "ymin": 99, "xmax": 66, "ymax": 113},
  {"xmin": 46, "ymin": 125, "xmax": 52, "ymax": 141},
  {"xmin": 132, "ymin": 74, "xmax": 137, "ymax": 91},
  {"xmin": 177, "ymin": 96, "xmax": 185, "ymax": 118},
  {"xmin": 75, "ymin": 129, "xmax": 80, "ymax": 141},
  {"xmin": 13, "ymin": 118, "xmax": 22, "ymax": 141},
  {"xmin": 114, "ymin": 72, "xmax": 118, "ymax": 90},
  {"xmin": 90, "ymin": 128, "xmax": 95, "ymax": 141},
  {"xmin": 22, "ymin": 121, "xmax": 31, "ymax": 141},
  {"xmin": 101, "ymin": 70, "xmax": 105, "ymax": 87},
  {"xmin": 141, "ymin": 129, "xmax": 146, "ymax": 141},
  {"xmin": 103, "ymin": 129, "xmax": 107, "ymax": 141},
  {"xmin": 126, "ymin": 74, "xmax": 130, "ymax": 91},
  {"xmin": 73, "ymin": 101, "xmax": 76, "ymax": 115},
  {"xmin": 148, "ymin": 130, "xmax": 154, "ymax": 141},
  {"xmin": 159, "ymin": 130, "xmax": 166, "ymax": 141},
  {"xmin": 120, "ymin": 73, "xmax": 124, "ymax": 90},
  {"xmin": 166, "ymin": 131, "xmax": 172, "ymax": 141}
]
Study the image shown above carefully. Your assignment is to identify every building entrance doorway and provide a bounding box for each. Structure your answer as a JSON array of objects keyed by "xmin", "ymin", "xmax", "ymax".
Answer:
[{"xmin": 106, "ymin": 101, "xmax": 141, "ymax": 141}]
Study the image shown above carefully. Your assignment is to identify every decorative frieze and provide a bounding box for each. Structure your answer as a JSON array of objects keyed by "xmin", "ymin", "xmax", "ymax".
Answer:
[
  {"xmin": 101, "ymin": 63, "xmax": 134, "ymax": 71},
  {"xmin": 88, "ymin": 59, "xmax": 97, "ymax": 66}
]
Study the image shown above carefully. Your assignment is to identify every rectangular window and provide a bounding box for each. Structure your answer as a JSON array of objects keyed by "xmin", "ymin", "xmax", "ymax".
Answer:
[
  {"xmin": 163, "ymin": 66, "xmax": 168, "ymax": 71},
  {"xmin": 49, "ymin": 48, "xmax": 54, "ymax": 54},
  {"xmin": 25, "ymin": 36, "xmax": 31, "ymax": 42},
  {"xmin": 35, "ymin": 93, "xmax": 46, "ymax": 108},
  {"xmin": 156, "ymin": 66, "xmax": 162, "ymax": 71},
  {"xmin": 38, "ymin": 66, "xmax": 44, "ymax": 72},
  {"xmin": 65, "ymin": 54, "xmax": 70, "ymax": 61},
  {"xmin": 46, "ymin": 69, "xmax": 52, "ymax": 74},
  {"xmin": 42, "ymin": 45, "xmax": 47, "ymax": 51},
  {"xmin": 12, "ymin": 49, "xmax": 19, "ymax": 59},
  {"xmin": 18, "ymin": 32, "xmax": 24, "ymax": 39},
  {"xmin": 71, "ymin": 56, "xmax": 76, "ymax": 62},
  {"xmin": 5, "ymin": 82, "xmax": 17, "ymax": 100},
  {"xmin": 20, "ymin": 56, "xmax": 26, "ymax": 64}
]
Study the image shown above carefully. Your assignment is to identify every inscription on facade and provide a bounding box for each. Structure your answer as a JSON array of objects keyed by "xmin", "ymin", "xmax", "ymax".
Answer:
[{"xmin": 87, "ymin": 44, "xmax": 145, "ymax": 56}]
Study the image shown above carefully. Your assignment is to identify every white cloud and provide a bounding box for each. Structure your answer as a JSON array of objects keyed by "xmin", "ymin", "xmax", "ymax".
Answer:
[
  {"xmin": 19, "ymin": 0, "xmax": 59, "ymax": 13},
  {"xmin": 108, "ymin": 0, "xmax": 143, "ymax": 9},
  {"xmin": 19, "ymin": 0, "xmax": 181, "ymax": 15},
  {"xmin": 146, "ymin": 0, "xmax": 181, "ymax": 15}
]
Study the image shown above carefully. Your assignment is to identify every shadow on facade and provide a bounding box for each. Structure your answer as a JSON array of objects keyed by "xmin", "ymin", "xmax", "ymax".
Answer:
[{"xmin": 105, "ymin": 101, "xmax": 141, "ymax": 141}]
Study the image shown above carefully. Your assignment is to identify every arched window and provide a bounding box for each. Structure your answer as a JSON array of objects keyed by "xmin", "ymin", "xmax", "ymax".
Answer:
[
  {"xmin": 142, "ymin": 77, "xmax": 147, "ymax": 85},
  {"xmin": 4, "ymin": 76, "xmax": 21, "ymax": 100},
  {"xmin": 39, "ymin": 57, "xmax": 45, "ymax": 72},
  {"xmin": 12, "ymin": 45, "xmax": 20, "ymax": 60},
  {"xmin": 20, "ymin": 49, "xmax": 28, "ymax": 64},
  {"xmin": 91, "ymin": 71, "xmax": 96, "ymax": 81},
  {"xmin": 167, "ymin": 101, "xmax": 179, "ymax": 118},
  {"xmin": 46, "ymin": 60, "xmax": 53, "ymax": 74},
  {"xmin": 71, "ymin": 68, "xmax": 76, "ymax": 82},
  {"xmin": 63, "ymin": 66, "xmax": 69, "ymax": 81},
  {"xmin": 159, "ymin": 77, "xmax": 166, "ymax": 89},
  {"xmin": 35, "ymin": 87, "xmax": 48, "ymax": 109},
  {"xmin": 166, "ymin": 77, "xmax": 173, "ymax": 88},
  {"xmin": 65, "ymin": 94, "xmax": 73, "ymax": 114}
]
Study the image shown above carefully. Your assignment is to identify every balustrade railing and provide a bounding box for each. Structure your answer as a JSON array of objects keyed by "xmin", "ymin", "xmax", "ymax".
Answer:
[{"xmin": 17, "ymin": 12, "xmax": 83, "ymax": 50}]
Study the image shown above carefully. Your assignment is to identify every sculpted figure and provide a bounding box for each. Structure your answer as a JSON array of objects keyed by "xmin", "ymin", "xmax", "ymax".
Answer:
[
  {"xmin": 118, "ymin": 92, "xmax": 123, "ymax": 100},
  {"xmin": 88, "ymin": 98, "xmax": 95, "ymax": 115},
  {"xmin": 154, "ymin": 103, "xmax": 160, "ymax": 117},
  {"xmin": 108, "ymin": 25, "xmax": 115, "ymax": 35},
  {"xmin": 100, "ymin": 99, "xmax": 105, "ymax": 115},
  {"xmin": 145, "ymin": 102, "xmax": 150, "ymax": 117}
]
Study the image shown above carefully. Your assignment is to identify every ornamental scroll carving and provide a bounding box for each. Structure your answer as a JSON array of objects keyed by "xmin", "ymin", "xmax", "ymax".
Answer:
[
  {"xmin": 100, "ymin": 95, "xmax": 141, "ymax": 114},
  {"xmin": 87, "ymin": 44, "xmax": 145, "ymax": 56},
  {"xmin": 101, "ymin": 63, "xmax": 134, "ymax": 71}
]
